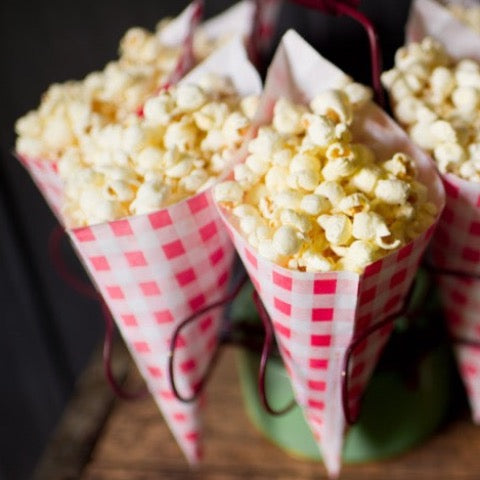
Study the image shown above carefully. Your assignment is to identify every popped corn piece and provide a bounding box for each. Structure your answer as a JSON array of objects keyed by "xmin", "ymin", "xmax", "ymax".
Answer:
[
  {"xmin": 337, "ymin": 193, "xmax": 369, "ymax": 216},
  {"xmin": 248, "ymin": 127, "xmax": 281, "ymax": 156},
  {"xmin": 272, "ymin": 149, "xmax": 293, "ymax": 167},
  {"xmin": 265, "ymin": 166, "xmax": 290, "ymax": 193},
  {"xmin": 164, "ymin": 119, "xmax": 197, "ymax": 152},
  {"xmin": 197, "ymin": 73, "xmax": 235, "ymax": 96},
  {"xmin": 302, "ymin": 114, "xmax": 336, "ymax": 146},
  {"xmin": 79, "ymin": 188, "xmax": 127, "ymax": 224},
  {"xmin": 434, "ymin": 143, "xmax": 466, "ymax": 173},
  {"xmin": 375, "ymin": 179, "xmax": 410, "ymax": 205},
  {"xmin": 430, "ymin": 67, "xmax": 455, "ymax": 104},
  {"xmin": 272, "ymin": 225, "xmax": 302, "ymax": 256},
  {"xmin": 222, "ymin": 112, "xmax": 249, "ymax": 143},
  {"xmin": 452, "ymin": 87, "xmax": 479, "ymax": 113},
  {"xmin": 165, "ymin": 158, "xmax": 194, "ymax": 178},
  {"xmin": 193, "ymin": 102, "xmax": 229, "ymax": 131},
  {"xmin": 214, "ymin": 181, "xmax": 244, "ymax": 204},
  {"xmin": 240, "ymin": 95, "xmax": 259, "ymax": 120},
  {"xmin": 430, "ymin": 120, "xmax": 457, "ymax": 144},
  {"xmin": 15, "ymin": 110, "xmax": 41, "ymax": 137},
  {"xmin": 310, "ymin": 89, "xmax": 353, "ymax": 124},
  {"xmin": 317, "ymin": 213, "xmax": 352, "ymax": 245},
  {"xmin": 233, "ymin": 204, "xmax": 259, "ymax": 218},
  {"xmin": 200, "ymin": 129, "xmax": 226, "ymax": 151},
  {"xmin": 315, "ymin": 181, "xmax": 345, "ymax": 204},
  {"xmin": 341, "ymin": 240, "xmax": 378, "ymax": 273},
  {"xmin": 343, "ymin": 82, "xmax": 372, "ymax": 108},
  {"xmin": 134, "ymin": 146, "xmax": 163, "ymax": 173},
  {"xmin": 394, "ymin": 96, "xmax": 423, "ymax": 125},
  {"xmin": 300, "ymin": 194, "xmax": 331, "ymax": 215},
  {"xmin": 352, "ymin": 211, "xmax": 389, "ymax": 241},
  {"xmin": 382, "ymin": 153, "xmax": 414, "ymax": 179},
  {"xmin": 246, "ymin": 154, "xmax": 270, "ymax": 175},
  {"xmin": 245, "ymin": 183, "xmax": 269, "ymax": 206},
  {"xmin": 102, "ymin": 179, "xmax": 136, "ymax": 202},
  {"xmin": 178, "ymin": 168, "xmax": 209, "ymax": 192},
  {"xmin": 130, "ymin": 180, "xmax": 171, "ymax": 215},
  {"xmin": 390, "ymin": 77, "xmax": 413, "ymax": 103},
  {"xmin": 174, "ymin": 84, "xmax": 206, "ymax": 112},
  {"xmin": 287, "ymin": 168, "xmax": 320, "ymax": 191},
  {"xmin": 289, "ymin": 153, "xmax": 321, "ymax": 174},
  {"xmin": 43, "ymin": 115, "xmax": 75, "ymax": 152},
  {"xmin": 350, "ymin": 166, "xmax": 381, "ymax": 195},
  {"xmin": 239, "ymin": 215, "xmax": 263, "ymax": 235},
  {"xmin": 280, "ymin": 209, "xmax": 311, "ymax": 233},
  {"xmin": 234, "ymin": 163, "xmax": 260, "ymax": 189},
  {"xmin": 299, "ymin": 249, "xmax": 333, "ymax": 272},
  {"xmin": 258, "ymin": 239, "xmax": 280, "ymax": 262},
  {"xmin": 272, "ymin": 190, "xmax": 303, "ymax": 210},
  {"xmin": 409, "ymin": 122, "xmax": 437, "ymax": 151},
  {"xmin": 322, "ymin": 156, "xmax": 358, "ymax": 181},
  {"xmin": 273, "ymin": 98, "xmax": 306, "ymax": 134}
]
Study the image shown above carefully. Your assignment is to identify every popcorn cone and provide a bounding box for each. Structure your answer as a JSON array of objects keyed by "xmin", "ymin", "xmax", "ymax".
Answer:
[
  {"xmin": 216, "ymin": 30, "xmax": 445, "ymax": 477},
  {"xmin": 429, "ymin": 174, "xmax": 480, "ymax": 423},
  {"xmin": 69, "ymin": 190, "xmax": 234, "ymax": 463},
  {"xmin": 17, "ymin": 35, "xmax": 261, "ymax": 462},
  {"xmin": 405, "ymin": 0, "xmax": 480, "ymax": 424}
]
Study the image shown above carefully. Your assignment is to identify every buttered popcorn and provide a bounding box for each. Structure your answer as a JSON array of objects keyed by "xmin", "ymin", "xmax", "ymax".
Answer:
[
  {"xmin": 15, "ymin": 19, "xmax": 226, "ymax": 162},
  {"xmin": 382, "ymin": 37, "xmax": 480, "ymax": 182},
  {"xmin": 215, "ymin": 88, "xmax": 437, "ymax": 273},
  {"xmin": 57, "ymin": 75, "xmax": 256, "ymax": 227}
]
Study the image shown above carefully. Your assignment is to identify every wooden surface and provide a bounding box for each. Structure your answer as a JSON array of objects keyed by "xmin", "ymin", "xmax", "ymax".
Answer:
[{"xmin": 36, "ymin": 345, "xmax": 480, "ymax": 480}]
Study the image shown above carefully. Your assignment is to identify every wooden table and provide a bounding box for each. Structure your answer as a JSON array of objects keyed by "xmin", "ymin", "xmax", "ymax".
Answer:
[{"xmin": 34, "ymin": 344, "xmax": 480, "ymax": 480}]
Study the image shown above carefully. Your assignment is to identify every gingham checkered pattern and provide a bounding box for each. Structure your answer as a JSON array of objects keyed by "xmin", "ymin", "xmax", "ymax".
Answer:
[
  {"xmin": 221, "ymin": 213, "xmax": 436, "ymax": 475},
  {"xmin": 16, "ymin": 13, "xmax": 262, "ymax": 463},
  {"xmin": 69, "ymin": 190, "xmax": 234, "ymax": 463},
  {"xmin": 430, "ymin": 174, "xmax": 480, "ymax": 424},
  {"xmin": 215, "ymin": 30, "xmax": 445, "ymax": 477}
]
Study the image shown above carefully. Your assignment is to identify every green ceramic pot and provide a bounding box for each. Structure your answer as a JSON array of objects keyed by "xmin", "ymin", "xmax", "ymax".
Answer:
[{"xmin": 230, "ymin": 271, "xmax": 453, "ymax": 462}]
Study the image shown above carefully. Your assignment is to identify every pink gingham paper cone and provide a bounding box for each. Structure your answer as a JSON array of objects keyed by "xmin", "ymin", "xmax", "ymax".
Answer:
[
  {"xmin": 18, "ymin": 38, "xmax": 261, "ymax": 462},
  {"xmin": 405, "ymin": 0, "xmax": 480, "ymax": 424},
  {"xmin": 430, "ymin": 175, "xmax": 480, "ymax": 423},
  {"xmin": 216, "ymin": 30, "xmax": 445, "ymax": 477}
]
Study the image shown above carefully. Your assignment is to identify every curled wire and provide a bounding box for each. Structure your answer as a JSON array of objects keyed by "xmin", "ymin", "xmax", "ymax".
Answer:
[
  {"xmin": 288, "ymin": 0, "xmax": 384, "ymax": 106},
  {"xmin": 167, "ymin": 273, "xmax": 249, "ymax": 402}
]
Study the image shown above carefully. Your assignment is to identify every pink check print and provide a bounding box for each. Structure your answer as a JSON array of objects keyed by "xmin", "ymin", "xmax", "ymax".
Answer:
[
  {"xmin": 68, "ymin": 191, "xmax": 234, "ymax": 463},
  {"xmin": 221, "ymin": 211, "xmax": 436, "ymax": 476},
  {"xmin": 430, "ymin": 173, "xmax": 480, "ymax": 424}
]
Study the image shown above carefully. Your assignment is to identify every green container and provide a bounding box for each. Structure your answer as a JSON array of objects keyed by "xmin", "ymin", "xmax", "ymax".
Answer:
[{"xmin": 231, "ymin": 271, "xmax": 453, "ymax": 462}]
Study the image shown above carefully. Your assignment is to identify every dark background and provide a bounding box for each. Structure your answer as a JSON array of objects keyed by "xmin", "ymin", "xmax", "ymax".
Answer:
[{"xmin": 0, "ymin": 1, "xmax": 411, "ymax": 478}]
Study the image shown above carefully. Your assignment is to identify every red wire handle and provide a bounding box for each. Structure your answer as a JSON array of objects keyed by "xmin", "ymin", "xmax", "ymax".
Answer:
[
  {"xmin": 252, "ymin": 289, "xmax": 296, "ymax": 416},
  {"xmin": 341, "ymin": 277, "xmax": 417, "ymax": 424},
  {"xmin": 288, "ymin": 0, "xmax": 384, "ymax": 106},
  {"xmin": 168, "ymin": 273, "xmax": 249, "ymax": 402},
  {"xmin": 48, "ymin": 226, "xmax": 147, "ymax": 400}
]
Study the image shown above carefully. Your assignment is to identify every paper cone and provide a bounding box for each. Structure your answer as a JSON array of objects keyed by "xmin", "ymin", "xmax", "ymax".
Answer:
[
  {"xmin": 18, "ymin": 36, "xmax": 261, "ymax": 462},
  {"xmin": 216, "ymin": 30, "xmax": 445, "ymax": 477},
  {"xmin": 405, "ymin": 0, "xmax": 480, "ymax": 424},
  {"xmin": 429, "ymin": 174, "xmax": 480, "ymax": 423},
  {"xmin": 406, "ymin": 0, "xmax": 480, "ymax": 59}
]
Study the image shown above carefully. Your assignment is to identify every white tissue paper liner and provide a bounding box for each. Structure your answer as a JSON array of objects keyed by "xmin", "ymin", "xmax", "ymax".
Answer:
[{"xmin": 216, "ymin": 30, "xmax": 445, "ymax": 477}]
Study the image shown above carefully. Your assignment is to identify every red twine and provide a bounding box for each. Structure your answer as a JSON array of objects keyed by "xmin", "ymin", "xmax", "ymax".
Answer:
[
  {"xmin": 288, "ymin": 0, "xmax": 384, "ymax": 106},
  {"xmin": 48, "ymin": 226, "xmax": 147, "ymax": 401}
]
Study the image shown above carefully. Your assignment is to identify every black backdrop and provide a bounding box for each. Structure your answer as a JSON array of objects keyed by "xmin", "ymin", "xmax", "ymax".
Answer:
[{"xmin": 0, "ymin": 1, "xmax": 411, "ymax": 478}]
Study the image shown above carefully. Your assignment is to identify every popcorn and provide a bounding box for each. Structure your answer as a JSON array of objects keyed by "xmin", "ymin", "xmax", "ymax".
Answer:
[
  {"xmin": 216, "ymin": 90, "xmax": 436, "ymax": 273},
  {"xmin": 14, "ymin": 12, "xmax": 233, "ymax": 163},
  {"xmin": 383, "ymin": 37, "xmax": 480, "ymax": 181},
  {"xmin": 56, "ymin": 75, "xmax": 255, "ymax": 226}
]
